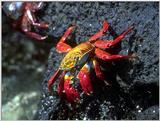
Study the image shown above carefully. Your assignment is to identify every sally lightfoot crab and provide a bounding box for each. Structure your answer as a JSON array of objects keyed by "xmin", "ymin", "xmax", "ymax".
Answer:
[
  {"xmin": 48, "ymin": 20, "xmax": 136, "ymax": 103},
  {"xmin": 3, "ymin": 2, "xmax": 49, "ymax": 41}
]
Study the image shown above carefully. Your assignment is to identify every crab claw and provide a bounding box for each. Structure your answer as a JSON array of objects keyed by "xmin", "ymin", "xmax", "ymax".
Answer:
[
  {"xmin": 77, "ymin": 63, "xmax": 93, "ymax": 95},
  {"xmin": 64, "ymin": 79, "xmax": 80, "ymax": 103},
  {"xmin": 64, "ymin": 72, "xmax": 80, "ymax": 103}
]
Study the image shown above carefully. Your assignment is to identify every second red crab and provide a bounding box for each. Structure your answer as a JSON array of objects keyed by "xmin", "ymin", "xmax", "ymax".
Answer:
[{"xmin": 3, "ymin": 2, "xmax": 49, "ymax": 41}]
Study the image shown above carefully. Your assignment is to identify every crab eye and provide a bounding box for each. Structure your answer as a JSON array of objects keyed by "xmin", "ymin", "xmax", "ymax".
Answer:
[
  {"xmin": 73, "ymin": 57, "xmax": 79, "ymax": 61},
  {"xmin": 75, "ymin": 65, "xmax": 80, "ymax": 69}
]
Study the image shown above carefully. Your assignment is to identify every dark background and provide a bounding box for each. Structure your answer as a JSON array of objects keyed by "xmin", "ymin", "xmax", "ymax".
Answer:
[{"xmin": 2, "ymin": 2, "xmax": 159, "ymax": 120}]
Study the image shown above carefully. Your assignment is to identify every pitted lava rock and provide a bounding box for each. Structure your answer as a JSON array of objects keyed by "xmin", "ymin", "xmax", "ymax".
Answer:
[{"xmin": 37, "ymin": 2, "xmax": 159, "ymax": 120}]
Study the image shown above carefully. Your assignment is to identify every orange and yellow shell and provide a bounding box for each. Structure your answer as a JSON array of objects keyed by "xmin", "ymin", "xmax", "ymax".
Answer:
[{"xmin": 60, "ymin": 42, "xmax": 94, "ymax": 70}]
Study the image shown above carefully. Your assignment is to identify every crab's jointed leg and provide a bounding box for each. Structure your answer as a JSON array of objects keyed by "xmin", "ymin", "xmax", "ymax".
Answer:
[
  {"xmin": 77, "ymin": 62, "xmax": 93, "ymax": 95},
  {"xmin": 95, "ymin": 48, "xmax": 136, "ymax": 61},
  {"xmin": 88, "ymin": 20, "xmax": 109, "ymax": 42},
  {"xmin": 64, "ymin": 72, "xmax": 80, "ymax": 103},
  {"xmin": 36, "ymin": 2, "xmax": 43, "ymax": 10},
  {"xmin": 92, "ymin": 59, "xmax": 111, "ymax": 86},
  {"xmin": 26, "ymin": 10, "xmax": 49, "ymax": 28},
  {"xmin": 30, "ymin": 2, "xmax": 43, "ymax": 11},
  {"xmin": 92, "ymin": 59, "xmax": 105, "ymax": 81},
  {"xmin": 21, "ymin": 14, "xmax": 48, "ymax": 40},
  {"xmin": 24, "ymin": 31, "xmax": 48, "ymax": 40},
  {"xmin": 94, "ymin": 26, "xmax": 134, "ymax": 49},
  {"xmin": 48, "ymin": 69, "xmax": 62, "ymax": 92},
  {"xmin": 57, "ymin": 71, "xmax": 66, "ymax": 98},
  {"xmin": 56, "ymin": 26, "xmax": 75, "ymax": 53}
]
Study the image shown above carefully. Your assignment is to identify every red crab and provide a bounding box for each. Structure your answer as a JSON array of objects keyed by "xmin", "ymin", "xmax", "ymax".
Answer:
[
  {"xmin": 48, "ymin": 20, "xmax": 136, "ymax": 103},
  {"xmin": 2, "ymin": 2, "xmax": 49, "ymax": 41}
]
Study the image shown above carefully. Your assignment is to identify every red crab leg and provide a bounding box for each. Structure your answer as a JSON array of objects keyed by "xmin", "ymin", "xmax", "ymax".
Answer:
[
  {"xmin": 95, "ymin": 48, "xmax": 136, "ymax": 61},
  {"xmin": 24, "ymin": 2, "xmax": 43, "ymax": 12},
  {"xmin": 57, "ymin": 71, "xmax": 66, "ymax": 98},
  {"xmin": 56, "ymin": 26, "xmax": 75, "ymax": 53},
  {"xmin": 88, "ymin": 20, "xmax": 109, "ymax": 42},
  {"xmin": 32, "ymin": 2, "xmax": 43, "ymax": 11},
  {"xmin": 48, "ymin": 69, "xmax": 62, "ymax": 92},
  {"xmin": 21, "ymin": 14, "xmax": 48, "ymax": 40},
  {"xmin": 77, "ymin": 63, "xmax": 93, "ymax": 95},
  {"xmin": 92, "ymin": 59, "xmax": 105, "ymax": 81},
  {"xmin": 64, "ymin": 72, "xmax": 80, "ymax": 103},
  {"xmin": 32, "ymin": 22, "xmax": 49, "ymax": 29},
  {"xmin": 94, "ymin": 26, "xmax": 134, "ymax": 49},
  {"xmin": 92, "ymin": 59, "xmax": 111, "ymax": 86},
  {"xmin": 26, "ymin": 10, "xmax": 49, "ymax": 28},
  {"xmin": 24, "ymin": 31, "xmax": 48, "ymax": 40},
  {"xmin": 36, "ymin": 2, "xmax": 43, "ymax": 10}
]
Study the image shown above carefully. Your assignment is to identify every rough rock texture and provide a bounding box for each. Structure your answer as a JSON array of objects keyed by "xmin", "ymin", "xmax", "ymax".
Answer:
[
  {"xmin": 37, "ymin": 2, "xmax": 159, "ymax": 120},
  {"xmin": 135, "ymin": 105, "xmax": 159, "ymax": 120}
]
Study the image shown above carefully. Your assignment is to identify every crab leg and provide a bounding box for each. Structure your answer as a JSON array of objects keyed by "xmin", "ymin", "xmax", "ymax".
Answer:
[
  {"xmin": 94, "ymin": 26, "xmax": 134, "ymax": 49},
  {"xmin": 95, "ymin": 48, "xmax": 136, "ymax": 61},
  {"xmin": 92, "ymin": 59, "xmax": 105, "ymax": 81},
  {"xmin": 31, "ymin": 2, "xmax": 43, "ymax": 11},
  {"xmin": 24, "ymin": 31, "xmax": 48, "ymax": 40},
  {"xmin": 64, "ymin": 72, "xmax": 80, "ymax": 103},
  {"xmin": 48, "ymin": 69, "xmax": 62, "ymax": 92},
  {"xmin": 92, "ymin": 59, "xmax": 111, "ymax": 86},
  {"xmin": 32, "ymin": 21, "xmax": 49, "ymax": 29},
  {"xmin": 88, "ymin": 20, "xmax": 109, "ymax": 42},
  {"xmin": 56, "ymin": 26, "xmax": 75, "ymax": 53},
  {"xmin": 77, "ymin": 62, "xmax": 93, "ymax": 95},
  {"xmin": 21, "ymin": 14, "xmax": 48, "ymax": 40},
  {"xmin": 57, "ymin": 71, "xmax": 66, "ymax": 98},
  {"xmin": 26, "ymin": 10, "xmax": 49, "ymax": 28},
  {"xmin": 36, "ymin": 2, "xmax": 43, "ymax": 10}
]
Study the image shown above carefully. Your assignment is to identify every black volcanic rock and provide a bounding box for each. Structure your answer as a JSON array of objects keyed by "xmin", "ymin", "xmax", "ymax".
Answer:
[{"xmin": 37, "ymin": 2, "xmax": 159, "ymax": 120}]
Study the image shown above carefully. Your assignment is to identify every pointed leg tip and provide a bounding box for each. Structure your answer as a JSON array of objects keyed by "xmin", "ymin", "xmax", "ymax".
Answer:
[
  {"xmin": 48, "ymin": 85, "xmax": 52, "ymax": 92},
  {"xmin": 131, "ymin": 53, "xmax": 139, "ymax": 59},
  {"xmin": 129, "ymin": 26, "xmax": 135, "ymax": 31},
  {"xmin": 41, "ymin": 35, "xmax": 48, "ymax": 40},
  {"xmin": 74, "ymin": 98, "xmax": 80, "ymax": 103},
  {"xmin": 103, "ymin": 20, "xmax": 109, "ymax": 28},
  {"xmin": 103, "ymin": 20, "xmax": 109, "ymax": 25},
  {"xmin": 86, "ymin": 91, "xmax": 93, "ymax": 96},
  {"xmin": 104, "ymin": 80, "xmax": 111, "ymax": 87},
  {"xmin": 45, "ymin": 24, "xmax": 49, "ymax": 28},
  {"xmin": 131, "ymin": 26, "xmax": 135, "ymax": 29}
]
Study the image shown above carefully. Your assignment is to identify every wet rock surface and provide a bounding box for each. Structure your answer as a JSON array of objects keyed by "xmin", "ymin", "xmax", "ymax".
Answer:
[
  {"xmin": 37, "ymin": 2, "xmax": 159, "ymax": 120},
  {"xmin": 2, "ymin": 2, "xmax": 159, "ymax": 120},
  {"xmin": 135, "ymin": 105, "xmax": 159, "ymax": 120}
]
